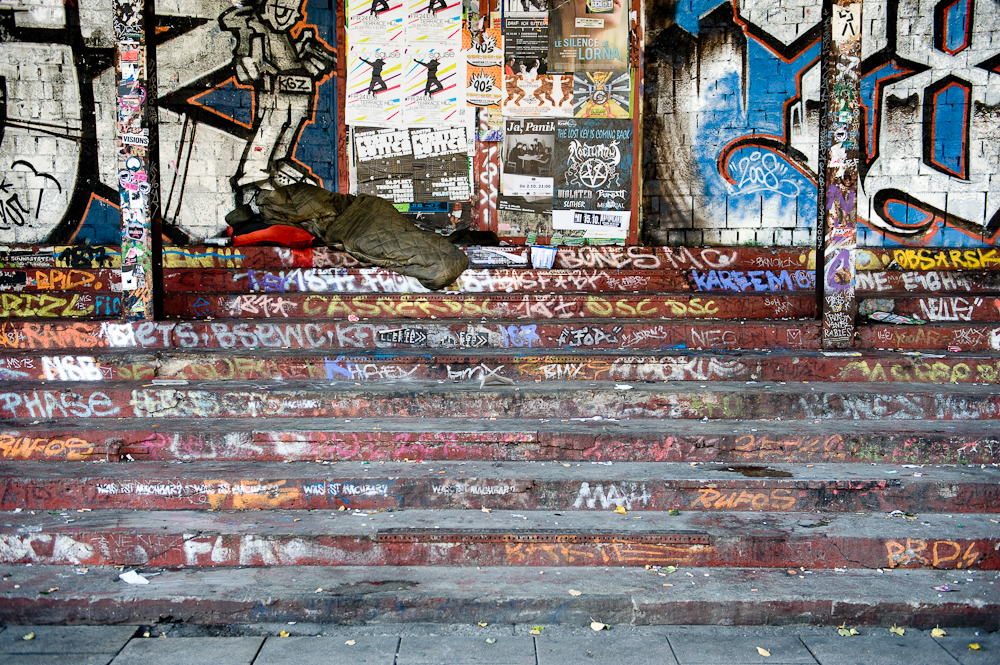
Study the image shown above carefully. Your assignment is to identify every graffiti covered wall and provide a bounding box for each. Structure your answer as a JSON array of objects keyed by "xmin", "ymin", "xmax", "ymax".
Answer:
[
  {"xmin": 0, "ymin": 0, "xmax": 342, "ymax": 248},
  {"xmin": 642, "ymin": 0, "xmax": 1000, "ymax": 248}
]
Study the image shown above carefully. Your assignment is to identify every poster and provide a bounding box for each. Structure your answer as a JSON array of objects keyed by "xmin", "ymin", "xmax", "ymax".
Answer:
[
  {"xmin": 553, "ymin": 117, "xmax": 631, "ymax": 212},
  {"xmin": 551, "ymin": 210, "xmax": 629, "ymax": 235},
  {"xmin": 502, "ymin": 73, "xmax": 574, "ymax": 117},
  {"xmin": 411, "ymin": 126, "xmax": 471, "ymax": 201},
  {"xmin": 573, "ymin": 71, "xmax": 630, "ymax": 118},
  {"xmin": 406, "ymin": 0, "xmax": 463, "ymax": 45},
  {"xmin": 354, "ymin": 126, "xmax": 415, "ymax": 202},
  {"xmin": 347, "ymin": 0, "xmax": 404, "ymax": 44},
  {"xmin": 503, "ymin": 13, "xmax": 549, "ymax": 80},
  {"xmin": 499, "ymin": 118, "xmax": 553, "ymax": 214},
  {"xmin": 466, "ymin": 26, "xmax": 503, "ymax": 107},
  {"xmin": 403, "ymin": 47, "xmax": 466, "ymax": 126},
  {"xmin": 549, "ymin": 0, "xmax": 628, "ymax": 71},
  {"xmin": 346, "ymin": 47, "xmax": 404, "ymax": 126}
]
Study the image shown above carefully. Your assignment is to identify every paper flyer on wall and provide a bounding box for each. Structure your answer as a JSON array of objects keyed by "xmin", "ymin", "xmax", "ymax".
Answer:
[
  {"xmin": 347, "ymin": 0, "xmax": 404, "ymax": 44},
  {"xmin": 503, "ymin": 4, "xmax": 549, "ymax": 78},
  {"xmin": 406, "ymin": 0, "xmax": 463, "ymax": 45},
  {"xmin": 551, "ymin": 210, "xmax": 629, "ymax": 235},
  {"xmin": 572, "ymin": 71, "xmax": 630, "ymax": 118},
  {"xmin": 553, "ymin": 117, "xmax": 632, "ymax": 212},
  {"xmin": 403, "ymin": 47, "xmax": 466, "ymax": 126},
  {"xmin": 499, "ymin": 118, "xmax": 553, "ymax": 214},
  {"xmin": 354, "ymin": 126, "xmax": 415, "ymax": 202},
  {"xmin": 503, "ymin": 73, "xmax": 574, "ymax": 117},
  {"xmin": 346, "ymin": 47, "xmax": 405, "ymax": 126},
  {"xmin": 411, "ymin": 126, "xmax": 471, "ymax": 201},
  {"xmin": 549, "ymin": 0, "xmax": 628, "ymax": 71},
  {"xmin": 465, "ymin": 26, "xmax": 503, "ymax": 106}
]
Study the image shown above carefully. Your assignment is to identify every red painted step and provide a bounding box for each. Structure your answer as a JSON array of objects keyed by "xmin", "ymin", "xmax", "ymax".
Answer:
[
  {"xmin": 1, "ymin": 461, "xmax": 995, "ymax": 513},
  {"xmin": 3, "ymin": 418, "xmax": 998, "ymax": 464},
  {"xmin": 1, "ymin": 564, "xmax": 996, "ymax": 627},
  {"xmin": 1, "ymin": 510, "xmax": 994, "ymax": 570}
]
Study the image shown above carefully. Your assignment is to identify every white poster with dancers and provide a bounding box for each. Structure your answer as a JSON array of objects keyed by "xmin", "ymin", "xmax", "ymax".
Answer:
[
  {"xmin": 346, "ymin": 46, "xmax": 404, "ymax": 127},
  {"xmin": 406, "ymin": 0, "xmax": 462, "ymax": 46},
  {"xmin": 347, "ymin": 0, "xmax": 404, "ymax": 44},
  {"xmin": 403, "ymin": 47, "xmax": 466, "ymax": 126}
]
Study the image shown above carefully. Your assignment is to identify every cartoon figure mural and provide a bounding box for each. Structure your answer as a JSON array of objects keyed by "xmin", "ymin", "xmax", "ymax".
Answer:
[{"xmin": 220, "ymin": 0, "xmax": 337, "ymax": 201}]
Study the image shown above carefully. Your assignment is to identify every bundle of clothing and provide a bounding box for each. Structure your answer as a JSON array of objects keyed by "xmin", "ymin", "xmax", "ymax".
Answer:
[{"xmin": 226, "ymin": 184, "xmax": 493, "ymax": 290}]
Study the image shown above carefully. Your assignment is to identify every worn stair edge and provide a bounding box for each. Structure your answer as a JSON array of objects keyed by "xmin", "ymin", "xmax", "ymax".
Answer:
[
  {"xmin": 857, "ymin": 323, "xmax": 1000, "ymax": 351},
  {"xmin": 162, "ymin": 293, "xmax": 817, "ymax": 322},
  {"xmin": 1, "ymin": 510, "xmax": 996, "ymax": 571},
  {"xmin": 1, "ymin": 460, "xmax": 996, "ymax": 514},
  {"xmin": 2, "ymin": 380, "xmax": 1000, "ymax": 421},
  {"xmin": 3, "ymin": 418, "xmax": 999, "ymax": 464},
  {"xmin": 6, "ymin": 349, "xmax": 1000, "ymax": 385},
  {"xmin": 0, "ymin": 565, "xmax": 996, "ymax": 628},
  {"xmin": 0, "ymin": 319, "xmax": 822, "ymax": 351}
]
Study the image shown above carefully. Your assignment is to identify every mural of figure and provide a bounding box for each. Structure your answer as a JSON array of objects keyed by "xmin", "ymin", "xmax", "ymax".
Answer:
[
  {"xmin": 413, "ymin": 57, "xmax": 444, "ymax": 96},
  {"xmin": 505, "ymin": 74, "xmax": 526, "ymax": 106},
  {"xmin": 221, "ymin": 0, "xmax": 336, "ymax": 199},
  {"xmin": 360, "ymin": 57, "xmax": 388, "ymax": 94}
]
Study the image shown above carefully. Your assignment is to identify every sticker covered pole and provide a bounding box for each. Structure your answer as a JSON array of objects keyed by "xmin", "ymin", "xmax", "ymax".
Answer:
[
  {"xmin": 821, "ymin": 0, "xmax": 861, "ymax": 349},
  {"xmin": 114, "ymin": 0, "xmax": 161, "ymax": 320}
]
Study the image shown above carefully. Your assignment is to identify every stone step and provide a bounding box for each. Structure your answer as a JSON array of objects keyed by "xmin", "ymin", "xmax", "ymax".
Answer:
[
  {"xmin": 4, "ymin": 348, "xmax": 1000, "ymax": 384},
  {"xmin": 3, "ymin": 418, "xmax": 997, "ymax": 464},
  {"xmin": 857, "ymin": 323, "xmax": 1000, "ymax": 351},
  {"xmin": 2, "ymin": 379, "xmax": 999, "ymax": 421},
  {"xmin": 162, "ymin": 293, "xmax": 817, "ymax": 321},
  {"xmin": 1, "ymin": 509, "xmax": 996, "ymax": 570},
  {"xmin": 1, "ymin": 461, "xmax": 996, "ymax": 513},
  {"xmin": 1, "ymin": 564, "xmax": 996, "ymax": 627}
]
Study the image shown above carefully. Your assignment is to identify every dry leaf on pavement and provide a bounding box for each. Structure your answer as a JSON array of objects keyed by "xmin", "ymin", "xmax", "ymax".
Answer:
[
  {"xmin": 931, "ymin": 627, "xmax": 947, "ymax": 638},
  {"xmin": 756, "ymin": 647, "xmax": 770, "ymax": 657},
  {"xmin": 568, "ymin": 589, "xmax": 582, "ymax": 596}
]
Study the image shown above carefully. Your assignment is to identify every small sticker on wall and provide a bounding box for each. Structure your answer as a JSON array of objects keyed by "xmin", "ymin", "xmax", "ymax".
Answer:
[{"xmin": 575, "ymin": 17, "xmax": 604, "ymax": 28}]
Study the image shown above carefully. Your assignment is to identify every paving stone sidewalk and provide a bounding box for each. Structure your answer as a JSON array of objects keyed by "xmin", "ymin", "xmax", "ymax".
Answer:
[{"xmin": 0, "ymin": 623, "xmax": 995, "ymax": 664}]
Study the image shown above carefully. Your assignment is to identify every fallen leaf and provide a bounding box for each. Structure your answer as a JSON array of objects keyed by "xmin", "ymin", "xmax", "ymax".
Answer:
[
  {"xmin": 787, "ymin": 569, "xmax": 798, "ymax": 575},
  {"xmin": 668, "ymin": 509, "xmax": 680, "ymax": 516},
  {"xmin": 850, "ymin": 629, "xmax": 859, "ymax": 635},
  {"xmin": 38, "ymin": 587, "xmax": 58, "ymax": 594},
  {"xmin": 664, "ymin": 566, "xmax": 677, "ymax": 573},
  {"xmin": 568, "ymin": 589, "xmax": 582, "ymax": 596},
  {"xmin": 22, "ymin": 632, "xmax": 34, "ymax": 641},
  {"xmin": 118, "ymin": 570, "xmax": 149, "ymax": 585},
  {"xmin": 314, "ymin": 588, "xmax": 323, "ymax": 593},
  {"xmin": 143, "ymin": 632, "xmax": 150, "ymax": 638},
  {"xmin": 279, "ymin": 631, "xmax": 290, "ymax": 637},
  {"xmin": 969, "ymin": 643, "xmax": 981, "ymax": 650},
  {"xmin": 562, "ymin": 463, "xmax": 571, "ymax": 467},
  {"xmin": 614, "ymin": 506, "xmax": 627, "ymax": 514},
  {"xmin": 756, "ymin": 646, "xmax": 771, "ymax": 657},
  {"xmin": 345, "ymin": 640, "xmax": 356, "ymax": 646},
  {"xmin": 890, "ymin": 625, "xmax": 904, "ymax": 636},
  {"xmin": 486, "ymin": 638, "xmax": 497, "ymax": 644},
  {"xmin": 590, "ymin": 622, "xmax": 608, "ymax": 631},
  {"xmin": 481, "ymin": 507, "xmax": 491, "ymax": 513},
  {"xmin": 530, "ymin": 629, "xmax": 541, "ymax": 635},
  {"xmin": 931, "ymin": 627, "xmax": 947, "ymax": 638}
]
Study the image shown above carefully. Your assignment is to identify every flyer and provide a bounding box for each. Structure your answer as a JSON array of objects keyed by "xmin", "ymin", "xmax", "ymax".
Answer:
[
  {"xmin": 466, "ymin": 26, "xmax": 503, "ymax": 107},
  {"xmin": 502, "ymin": 73, "xmax": 574, "ymax": 117},
  {"xmin": 499, "ymin": 118, "xmax": 554, "ymax": 214},
  {"xmin": 553, "ymin": 117, "xmax": 632, "ymax": 212},
  {"xmin": 406, "ymin": 0, "xmax": 463, "ymax": 45},
  {"xmin": 347, "ymin": 0, "xmax": 404, "ymax": 44},
  {"xmin": 573, "ymin": 71, "xmax": 630, "ymax": 118},
  {"xmin": 551, "ymin": 209, "xmax": 629, "ymax": 234},
  {"xmin": 346, "ymin": 46, "xmax": 405, "ymax": 126},
  {"xmin": 549, "ymin": 0, "xmax": 628, "ymax": 71},
  {"xmin": 411, "ymin": 126, "xmax": 471, "ymax": 201},
  {"xmin": 354, "ymin": 126, "xmax": 415, "ymax": 203},
  {"xmin": 503, "ymin": 13, "xmax": 549, "ymax": 80},
  {"xmin": 403, "ymin": 47, "xmax": 466, "ymax": 126}
]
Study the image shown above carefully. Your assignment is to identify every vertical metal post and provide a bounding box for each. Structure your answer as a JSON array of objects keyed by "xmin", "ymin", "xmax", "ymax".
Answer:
[
  {"xmin": 114, "ymin": 0, "xmax": 161, "ymax": 321},
  {"xmin": 821, "ymin": 0, "xmax": 862, "ymax": 348}
]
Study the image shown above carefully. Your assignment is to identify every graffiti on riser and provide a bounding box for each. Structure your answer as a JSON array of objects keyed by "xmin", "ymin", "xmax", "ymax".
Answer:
[{"xmin": 644, "ymin": 0, "xmax": 1000, "ymax": 247}]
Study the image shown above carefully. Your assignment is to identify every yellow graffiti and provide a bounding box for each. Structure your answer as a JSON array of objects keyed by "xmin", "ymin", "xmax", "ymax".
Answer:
[
  {"xmin": 0, "ymin": 434, "xmax": 96, "ymax": 459},
  {"xmin": 689, "ymin": 488, "xmax": 797, "ymax": 511},
  {"xmin": 884, "ymin": 539, "xmax": 981, "ymax": 569},
  {"xmin": 892, "ymin": 248, "xmax": 1000, "ymax": 271}
]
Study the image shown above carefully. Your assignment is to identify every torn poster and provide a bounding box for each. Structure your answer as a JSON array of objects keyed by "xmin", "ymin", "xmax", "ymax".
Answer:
[
  {"xmin": 411, "ymin": 126, "xmax": 471, "ymax": 202},
  {"xmin": 354, "ymin": 126, "xmax": 415, "ymax": 202},
  {"xmin": 347, "ymin": 0, "xmax": 405, "ymax": 44},
  {"xmin": 346, "ymin": 46, "xmax": 405, "ymax": 126},
  {"xmin": 553, "ymin": 117, "xmax": 631, "ymax": 212},
  {"xmin": 499, "ymin": 118, "xmax": 553, "ymax": 214},
  {"xmin": 403, "ymin": 47, "xmax": 466, "ymax": 126},
  {"xmin": 573, "ymin": 71, "xmax": 630, "ymax": 118}
]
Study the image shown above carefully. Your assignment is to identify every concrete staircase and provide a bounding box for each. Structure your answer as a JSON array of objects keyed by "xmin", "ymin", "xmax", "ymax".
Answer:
[{"xmin": 0, "ymin": 243, "xmax": 997, "ymax": 628}]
